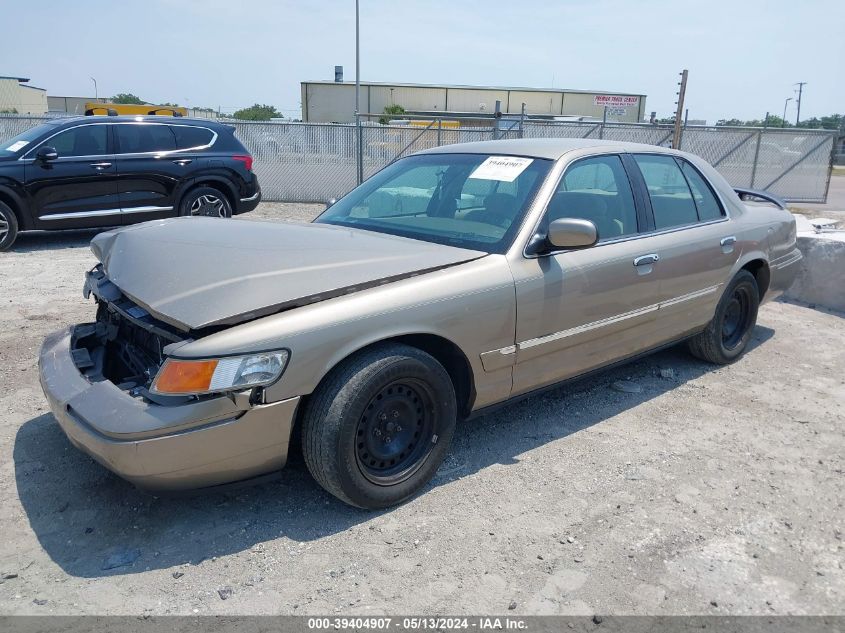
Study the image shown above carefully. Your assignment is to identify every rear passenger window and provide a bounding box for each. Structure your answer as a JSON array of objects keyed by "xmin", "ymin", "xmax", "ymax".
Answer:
[
  {"xmin": 172, "ymin": 125, "xmax": 214, "ymax": 149},
  {"xmin": 547, "ymin": 155, "xmax": 638, "ymax": 240},
  {"xmin": 680, "ymin": 161, "xmax": 724, "ymax": 221},
  {"xmin": 633, "ymin": 154, "xmax": 699, "ymax": 230},
  {"xmin": 115, "ymin": 124, "xmax": 177, "ymax": 154}
]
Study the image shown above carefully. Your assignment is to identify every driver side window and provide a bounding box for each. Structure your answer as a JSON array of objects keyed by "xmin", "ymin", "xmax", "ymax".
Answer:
[
  {"xmin": 547, "ymin": 155, "xmax": 639, "ymax": 241},
  {"xmin": 41, "ymin": 125, "xmax": 108, "ymax": 158}
]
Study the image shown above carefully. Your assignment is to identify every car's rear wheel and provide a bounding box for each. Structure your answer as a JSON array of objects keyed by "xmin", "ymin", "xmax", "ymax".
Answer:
[
  {"xmin": 0, "ymin": 201, "xmax": 19, "ymax": 252},
  {"xmin": 179, "ymin": 186, "xmax": 232, "ymax": 218},
  {"xmin": 301, "ymin": 343, "xmax": 457, "ymax": 509},
  {"xmin": 688, "ymin": 270, "xmax": 759, "ymax": 365}
]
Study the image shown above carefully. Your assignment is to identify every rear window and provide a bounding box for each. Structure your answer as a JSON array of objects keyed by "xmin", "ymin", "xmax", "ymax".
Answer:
[
  {"xmin": 633, "ymin": 154, "xmax": 699, "ymax": 230},
  {"xmin": 172, "ymin": 125, "xmax": 214, "ymax": 149}
]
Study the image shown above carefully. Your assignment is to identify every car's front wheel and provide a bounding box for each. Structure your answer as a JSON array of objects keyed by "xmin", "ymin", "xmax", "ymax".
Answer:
[
  {"xmin": 301, "ymin": 343, "xmax": 457, "ymax": 509},
  {"xmin": 0, "ymin": 201, "xmax": 19, "ymax": 252},
  {"xmin": 688, "ymin": 270, "xmax": 760, "ymax": 364},
  {"xmin": 179, "ymin": 186, "xmax": 232, "ymax": 218}
]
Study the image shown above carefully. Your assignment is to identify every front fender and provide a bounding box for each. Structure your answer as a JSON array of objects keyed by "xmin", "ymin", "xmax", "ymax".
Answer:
[
  {"xmin": 173, "ymin": 256, "xmax": 518, "ymax": 411},
  {"xmin": 0, "ymin": 181, "xmax": 32, "ymax": 230}
]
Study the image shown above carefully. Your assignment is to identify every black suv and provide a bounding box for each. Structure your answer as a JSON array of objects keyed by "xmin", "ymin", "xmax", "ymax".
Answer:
[{"xmin": 0, "ymin": 116, "xmax": 261, "ymax": 250}]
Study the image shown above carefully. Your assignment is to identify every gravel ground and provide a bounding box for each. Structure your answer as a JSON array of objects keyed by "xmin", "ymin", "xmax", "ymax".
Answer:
[{"xmin": 0, "ymin": 203, "xmax": 843, "ymax": 616}]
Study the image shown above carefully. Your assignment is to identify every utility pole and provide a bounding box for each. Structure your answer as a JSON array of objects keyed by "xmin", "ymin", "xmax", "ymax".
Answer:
[
  {"xmin": 794, "ymin": 82, "xmax": 807, "ymax": 126},
  {"xmin": 782, "ymin": 97, "xmax": 792, "ymax": 127},
  {"xmin": 355, "ymin": 0, "xmax": 363, "ymax": 184},
  {"xmin": 671, "ymin": 69, "xmax": 688, "ymax": 149}
]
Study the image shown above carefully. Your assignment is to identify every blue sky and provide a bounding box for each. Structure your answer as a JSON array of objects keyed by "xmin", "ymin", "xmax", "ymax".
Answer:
[{"xmin": 2, "ymin": 0, "xmax": 842, "ymax": 123}]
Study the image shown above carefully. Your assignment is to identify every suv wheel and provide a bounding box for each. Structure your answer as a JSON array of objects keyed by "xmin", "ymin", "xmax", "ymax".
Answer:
[
  {"xmin": 301, "ymin": 343, "xmax": 457, "ymax": 509},
  {"xmin": 0, "ymin": 201, "xmax": 19, "ymax": 251},
  {"xmin": 179, "ymin": 187, "xmax": 232, "ymax": 218}
]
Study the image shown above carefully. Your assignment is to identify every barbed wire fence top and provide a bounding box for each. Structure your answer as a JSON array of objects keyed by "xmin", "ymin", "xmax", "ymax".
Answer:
[{"xmin": 0, "ymin": 113, "xmax": 835, "ymax": 203}]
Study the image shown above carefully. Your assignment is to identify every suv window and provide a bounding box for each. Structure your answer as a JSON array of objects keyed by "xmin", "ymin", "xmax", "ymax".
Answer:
[
  {"xmin": 45, "ymin": 125, "xmax": 108, "ymax": 157},
  {"xmin": 115, "ymin": 124, "xmax": 177, "ymax": 154},
  {"xmin": 172, "ymin": 125, "xmax": 214, "ymax": 150},
  {"xmin": 547, "ymin": 155, "xmax": 638, "ymax": 240},
  {"xmin": 633, "ymin": 154, "xmax": 698, "ymax": 229},
  {"xmin": 679, "ymin": 160, "xmax": 724, "ymax": 221}
]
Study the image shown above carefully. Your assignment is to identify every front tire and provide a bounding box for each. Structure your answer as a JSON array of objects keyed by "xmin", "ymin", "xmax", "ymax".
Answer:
[
  {"xmin": 301, "ymin": 343, "xmax": 457, "ymax": 509},
  {"xmin": 179, "ymin": 186, "xmax": 232, "ymax": 218},
  {"xmin": 688, "ymin": 270, "xmax": 759, "ymax": 364},
  {"xmin": 0, "ymin": 201, "xmax": 19, "ymax": 252}
]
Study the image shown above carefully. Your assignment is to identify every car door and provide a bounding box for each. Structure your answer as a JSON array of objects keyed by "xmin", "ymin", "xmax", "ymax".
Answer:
[
  {"xmin": 23, "ymin": 123, "xmax": 121, "ymax": 229},
  {"xmin": 629, "ymin": 153, "xmax": 736, "ymax": 338},
  {"xmin": 113, "ymin": 122, "xmax": 184, "ymax": 223},
  {"xmin": 509, "ymin": 153, "xmax": 668, "ymax": 396}
]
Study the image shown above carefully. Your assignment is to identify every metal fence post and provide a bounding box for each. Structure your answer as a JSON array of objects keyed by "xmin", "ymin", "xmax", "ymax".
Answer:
[
  {"xmin": 750, "ymin": 129, "xmax": 764, "ymax": 188},
  {"xmin": 355, "ymin": 113, "xmax": 363, "ymax": 185},
  {"xmin": 599, "ymin": 106, "xmax": 607, "ymax": 140},
  {"xmin": 437, "ymin": 119, "xmax": 442, "ymax": 146},
  {"xmin": 519, "ymin": 103, "xmax": 526, "ymax": 139}
]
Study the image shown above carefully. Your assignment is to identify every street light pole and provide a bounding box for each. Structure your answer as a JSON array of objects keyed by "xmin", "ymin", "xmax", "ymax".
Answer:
[
  {"xmin": 782, "ymin": 97, "xmax": 792, "ymax": 128},
  {"xmin": 355, "ymin": 0, "xmax": 363, "ymax": 184},
  {"xmin": 90, "ymin": 77, "xmax": 98, "ymax": 100},
  {"xmin": 794, "ymin": 82, "xmax": 807, "ymax": 126}
]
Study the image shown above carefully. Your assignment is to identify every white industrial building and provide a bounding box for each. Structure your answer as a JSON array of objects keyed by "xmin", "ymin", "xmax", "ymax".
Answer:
[
  {"xmin": 301, "ymin": 80, "xmax": 646, "ymax": 124},
  {"xmin": 0, "ymin": 76, "xmax": 47, "ymax": 114}
]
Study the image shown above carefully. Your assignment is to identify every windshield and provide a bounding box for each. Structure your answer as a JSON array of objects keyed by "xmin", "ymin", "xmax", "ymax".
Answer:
[
  {"xmin": 315, "ymin": 153, "xmax": 551, "ymax": 253},
  {"xmin": 0, "ymin": 123, "xmax": 57, "ymax": 157}
]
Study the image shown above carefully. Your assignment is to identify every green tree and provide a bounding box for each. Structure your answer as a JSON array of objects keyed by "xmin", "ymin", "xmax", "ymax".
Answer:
[
  {"xmin": 379, "ymin": 104, "xmax": 406, "ymax": 125},
  {"xmin": 111, "ymin": 93, "xmax": 145, "ymax": 105},
  {"xmin": 232, "ymin": 104, "xmax": 281, "ymax": 121},
  {"xmin": 797, "ymin": 114, "xmax": 842, "ymax": 130}
]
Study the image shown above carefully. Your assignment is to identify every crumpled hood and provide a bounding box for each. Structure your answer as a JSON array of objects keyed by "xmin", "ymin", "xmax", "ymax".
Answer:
[{"xmin": 90, "ymin": 217, "xmax": 485, "ymax": 331}]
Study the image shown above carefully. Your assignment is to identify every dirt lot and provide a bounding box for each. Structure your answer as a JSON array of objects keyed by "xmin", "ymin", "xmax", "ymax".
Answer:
[{"xmin": 0, "ymin": 203, "xmax": 843, "ymax": 616}]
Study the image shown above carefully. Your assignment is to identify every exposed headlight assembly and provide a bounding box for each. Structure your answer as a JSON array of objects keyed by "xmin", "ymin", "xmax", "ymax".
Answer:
[{"xmin": 150, "ymin": 351, "xmax": 289, "ymax": 396}]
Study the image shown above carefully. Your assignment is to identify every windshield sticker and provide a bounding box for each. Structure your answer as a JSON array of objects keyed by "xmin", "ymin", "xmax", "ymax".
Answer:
[
  {"xmin": 5, "ymin": 140, "xmax": 29, "ymax": 152},
  {"xmin": 468, "ymin": 156, "xmax": 533, "ymax": 182}
]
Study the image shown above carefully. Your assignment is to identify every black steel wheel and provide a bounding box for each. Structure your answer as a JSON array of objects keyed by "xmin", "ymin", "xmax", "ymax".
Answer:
[
  {"xmin": 301, "ymin": 343, "xmax": 457, "ymax": 509},
  {"xmin": 688, "ymin": 270, "xmax": 760, "ymax": 365},
  {"xmin": 355, "ymin": 379, "xmax": 437, "ymax": 485},
  {"xmin": 721, "ymin": 285, "xmax": 754, "ymax": 350}
]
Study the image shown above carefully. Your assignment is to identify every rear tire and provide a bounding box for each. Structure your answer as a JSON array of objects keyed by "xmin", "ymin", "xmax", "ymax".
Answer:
[
  {"xmin": 0, "ymin": 201, "xmax": 19, "ymax": 252},
  {"xmin": 179, "ymin": 186, "xmax": 232, "ymax": 218},
  {"xmin": 688, "ymin": 270, "xmax": 759, "ymax": 365},
  {"xmin": 301, "ymin": 343, "xmax": 457, "ymax": 509}
]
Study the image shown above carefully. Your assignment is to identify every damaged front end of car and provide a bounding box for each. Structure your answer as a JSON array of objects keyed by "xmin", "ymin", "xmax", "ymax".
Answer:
[{"xmin": 78, "ymin": 265, "xmax": 189, "ymax": 402}]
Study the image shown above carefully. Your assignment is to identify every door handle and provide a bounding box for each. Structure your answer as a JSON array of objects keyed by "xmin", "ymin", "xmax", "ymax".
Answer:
[
  {"xmin": 633, "ymin": 253, "xmax": 660, "ymax": 266},
  {"xmin": 89, "ymin": 162, "xmax": 112, "ymax": 169},
  {"xmin": 172, "ymin": 159, "xmax": 192, "ymax": 165},
  {"xmin": 720, "ymin": 236, "xmax": 737, "ymax": 247}
]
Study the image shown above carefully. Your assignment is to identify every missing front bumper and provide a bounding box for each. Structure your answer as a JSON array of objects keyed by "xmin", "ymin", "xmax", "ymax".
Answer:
[{"xmin": 39, "ymin": 327, "xmax": 300, "ymax": 491}]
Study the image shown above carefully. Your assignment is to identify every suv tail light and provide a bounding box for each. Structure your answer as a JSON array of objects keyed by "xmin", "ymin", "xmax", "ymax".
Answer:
[{"xmin": 232, "ymin": 154, "xmax": 253, "ymax": 171}]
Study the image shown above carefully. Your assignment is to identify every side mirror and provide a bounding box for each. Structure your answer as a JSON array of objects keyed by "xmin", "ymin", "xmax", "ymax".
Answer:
[
  {"xmin": 325, "ymin": 198, "xmax": 337, "ymax": 209},
  {"xmin": 36, "ymin": 146, "xmax": 58, "ymax": 162},
  {"xmin": 546, "ymin": 217, "xmax": 598, "ymax": 249}
]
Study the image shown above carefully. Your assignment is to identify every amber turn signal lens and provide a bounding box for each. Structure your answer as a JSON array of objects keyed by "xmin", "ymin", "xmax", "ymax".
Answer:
[{"xmin": 151, "ymin": 359, "xmax": 219, "ymax": 395}]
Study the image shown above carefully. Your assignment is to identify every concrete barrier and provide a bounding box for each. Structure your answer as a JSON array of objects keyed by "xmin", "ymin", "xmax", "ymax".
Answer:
[{"xmin": 784, "ymin": 232, "xmax": 845, "ymax": 312}]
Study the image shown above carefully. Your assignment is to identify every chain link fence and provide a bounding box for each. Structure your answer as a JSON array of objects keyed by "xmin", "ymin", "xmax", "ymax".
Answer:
[{"xmin": 1, "ymin": 113, "xmax": 835, "ymax": 203}]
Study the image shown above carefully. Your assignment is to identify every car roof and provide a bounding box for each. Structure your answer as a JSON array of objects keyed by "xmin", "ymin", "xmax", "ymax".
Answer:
[
  {"xmin": 53, "ymin": 115, "xmax": 229, "ymax": 128},
  {"xmin": 417, "ymin": 137, "xmax": 677, "ymax": 160}
]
